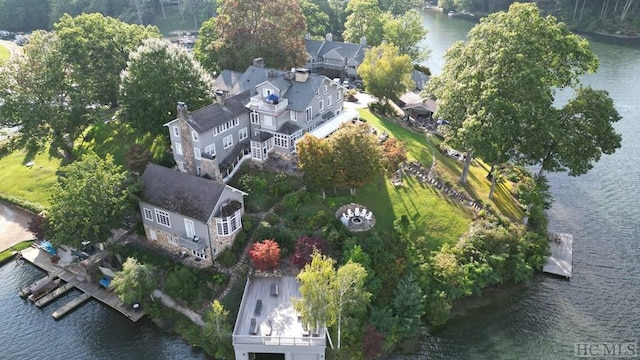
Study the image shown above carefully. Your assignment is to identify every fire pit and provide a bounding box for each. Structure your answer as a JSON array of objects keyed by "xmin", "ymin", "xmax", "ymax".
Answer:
[
  {"xmin": 335, "ymin": 203, "xmax": 376, "ymax": 232},
  {"xmin": 351, "ymin": 217, "xmax": 363, "ymax": 224}
]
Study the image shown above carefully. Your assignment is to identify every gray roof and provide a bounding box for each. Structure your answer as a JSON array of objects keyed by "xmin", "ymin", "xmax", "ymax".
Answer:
[
  {"xmin": 282, "ymin": 75, "xmax": 326, "ymax": 112},
  {"xmin": 277, "ymin": 121, "xmax": 302, "ymax": 135},
  {"xmin": 141, "ymin": 163, "xmax": 226, "ymax": 222},
  {"xmin": 215, "ymin": 69, "xmax": 243, "ymax": 93},
  {"xmin": 225, "ymin": 65, "xmax": 330, "ymax": 113},
  {"xmin": 230, "ymin": 65, "xmax": 288, "ymax": 95},
  {"xmin": 306, "ymin": 38, "xmax": 368, "ymax": 63},
  {"xmin": 188, "ymin": 91, "xmax": 250, "ymax": 133}
]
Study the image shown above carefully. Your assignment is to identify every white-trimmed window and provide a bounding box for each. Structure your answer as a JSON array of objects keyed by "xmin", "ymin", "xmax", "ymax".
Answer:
[
  {"xmin": 328, "ymin": 96, "xmax": 332, "ymax": 108},
  {"xmin": 178, "ymin": 161, "xmax": 185, "ymax": 171},
  {"xmin": 192, "ymin": 249, "xmax": 208, "ymax": 259},
  {"xmin": 196, "ymin": 166, "xmax": 201, "ymax": 176},
  {"xmin": 194, "ymin": 147, "xmax": 201, "ymax": 160},
  {"xmin": 337, "ymin": 90, "xmax": 342, "ymax": 101},
  {"xmin": 263, "ymin": 88, "xmax": 272, "ymax": 98},
  {"xmin": 315, "ymin": 89, "xmax": 319, "ymax": 97},
  {"xmin": 305, "ymin": 107, "xmax": 312, "ymax": 122},
  {"xmin": 175, "ymin": 142, "xmax": 183, "ymax": 156},
  {"xmin": 251, "ymin": 111, "xmax": 260, "ymax": 124},
  {"xmin": 290, "ymin": 111, "xmax": 297, "ymax": 122},
  {"xmin": 319, "ymin": 100, "xmax": 324, "ymax": 112},
  {"xmin": 274, "ymin": 133, "xmax": 288, "ymax": 148},
  {"xmin": 143, "ymin": 208, "xmax": 153, "ymax": 221},
  {"xmin": 239, "ymin": 127, "xmax": 248, "ymax": 141},
  {"xmin": 263, "ymin": 115, "xmax": 273, "ymax": 127},
  {"xmin": 323, "ymin": 84, "xmax": 328, "ymax": 93},
  {"xmin": 223, "ymin": 134, "xmax": 233, "ymax": 149},
  {"xmin": 173, "ymin": 126, "xmax": 180, "ymax": 137},
  {"xmin": 216, "ymin": 210, "xmax": 241, "ymax": 236},
  {"xmin": 192, "ymin": 131, "xmax": 199, "ymax": 142},
  {"xmin": 204, "ymin": 143, "xmax": 216, "ymax": 156},
  {"xmin": 154, "ymin": 209, "xmax": 171, "ymax": 228},
  {"xmin": 168, "ymin": 235, "xmax": 177, "ymax": 245}
]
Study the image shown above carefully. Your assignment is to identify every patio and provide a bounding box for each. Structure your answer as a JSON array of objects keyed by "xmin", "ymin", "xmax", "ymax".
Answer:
[{"xmin": 335, "ymin": 203, "xmax": 376, "ymax": 232}]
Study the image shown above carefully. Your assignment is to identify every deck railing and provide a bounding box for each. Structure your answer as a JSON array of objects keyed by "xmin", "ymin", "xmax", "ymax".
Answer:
[
  {"xmin": 232, "ymin": 335, "xmax": 325, "ymax": 347},
  {"xmin": 248, "ymin": 97, "xmax": 288, "ymax": 114}
]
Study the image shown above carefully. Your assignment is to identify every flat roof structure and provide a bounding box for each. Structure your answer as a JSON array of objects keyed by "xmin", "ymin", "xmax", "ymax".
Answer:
[{"xmin": 233, "ymin": 276, "xmax": 326, "ymax": 360}]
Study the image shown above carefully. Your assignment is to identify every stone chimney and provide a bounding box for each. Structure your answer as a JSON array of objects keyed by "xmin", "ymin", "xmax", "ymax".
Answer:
[
  {"xmin": 326, "ymin": 33, "xmax": 333, "ymax": 42},
  {"xmin": 253, "ymin": 57, "xmax": 264, "ymax": 68},
  {"xmin": 360, "ymin": 36, "xmax": 367, "ymax": 46},
  {"xmin": 177, "ymin": 102, "xmax": 196, "ymax": 176},
  {"xmin": 294, "ymin": 68, "xmax": 310, "ymax": 83}
]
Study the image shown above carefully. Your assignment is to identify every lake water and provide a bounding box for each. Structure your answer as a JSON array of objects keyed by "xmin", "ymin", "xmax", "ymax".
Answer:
[{"xmin": 1, "ymin": 9, "xmax": 639, "ymax": 360}]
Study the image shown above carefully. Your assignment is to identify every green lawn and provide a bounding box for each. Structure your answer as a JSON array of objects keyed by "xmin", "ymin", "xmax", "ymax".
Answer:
[
  {"xmin": 0, "ymin": 112, "xmax": 168, "ymax": 208},
  {"xmin": 0, "ymin": 44, "xmax": 10, "ymax": 62},
  {"xmin": 359, "ymin": 109, "xmax": 523, "ymax": 222},
  {"xmin": 0, "ymin": 240, "xmax": 33, "ymax": 265}
]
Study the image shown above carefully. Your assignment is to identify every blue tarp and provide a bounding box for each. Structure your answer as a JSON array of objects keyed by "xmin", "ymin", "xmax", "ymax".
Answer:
[
  {"xmin": 99, "ymin": 277, "xmax": 111, "ymax": 289},
  {"xmin": 40, "ymin": 240, "xmax": 57, "ymax": 256}
]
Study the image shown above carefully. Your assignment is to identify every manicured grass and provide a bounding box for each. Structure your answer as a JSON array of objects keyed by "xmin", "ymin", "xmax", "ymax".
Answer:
[
  {"xmin": 0, "ymin": 111, "xmax": 168, "ymax": 208},
  {"xmin": 358, "ymin": 109, "xmax": 524, "ymax": 223},
  {"xmin": 0, "ymin": 240, "xmax": 33, "ymax": 265},
  {"xmin": 75, "ymin": 117, "xmax": 168, "ymax": 166},
  {"xmin": 0, "ymin": 146, "xmax": 67, "ymax": 207},
  {"xmin": 0, "ymin": 44, "xmax": 10, "ymax": 62},
  {"xmin": 154, "ymin": 6, "xmax": 198, "ymax": 37}
]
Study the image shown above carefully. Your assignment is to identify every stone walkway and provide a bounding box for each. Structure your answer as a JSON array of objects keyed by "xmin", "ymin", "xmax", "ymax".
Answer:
[{"xmin": 153, "ymin": 289, "xmax": 205, "ymax": 326}]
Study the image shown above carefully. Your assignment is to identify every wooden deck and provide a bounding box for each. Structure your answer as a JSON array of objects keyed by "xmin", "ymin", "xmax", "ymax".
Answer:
[
  {"xmin": 19, "ymin": 246, "xmax": 146, "ymax": 322},
  {"xmin": 543, "ymin": 233, "xmax": 573, "ymax": 279}
]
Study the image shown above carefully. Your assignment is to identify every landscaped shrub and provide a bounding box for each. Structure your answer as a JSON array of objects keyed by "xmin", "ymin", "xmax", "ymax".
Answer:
[
  {"xmin": 241, "ymin": 216, "xmax": 254, "ymax": 233},
  {"xmin": 248, "ymin": 239, "xmax": 281, "ymax": 270},
  {"xmin": 292, "ymin": 236, "xmax": 329, "ymax": 269},
  {"xmin": 163, "ymin": 266, "xmax": 201, "ymax": 304},
  {"xmin": 231, "ymin": 230, "xmax": 247, "ymax": 254},
  {"xmin": 264, "ymin": 211, "xmax": 280, "ymax": 226},
  {"xmin": 305, "ymin": 210, "xmax": 331, "ymax": 230},
  {"xmin": 217, "ymin": 248, "xmax": 237, "ymax": 268}
]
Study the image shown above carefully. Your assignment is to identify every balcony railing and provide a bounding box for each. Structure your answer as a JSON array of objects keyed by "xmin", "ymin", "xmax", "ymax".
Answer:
[
  {"xmin": 232, "ymin": 335, "xmax": 326, "ymax": 347},
  {"xmin": 248, "ymin": 96, "xmax": 288, "ymax": 114},
  {"xmin": 177, "ymin": 234, "xmax": 207, "ymax": 251}
]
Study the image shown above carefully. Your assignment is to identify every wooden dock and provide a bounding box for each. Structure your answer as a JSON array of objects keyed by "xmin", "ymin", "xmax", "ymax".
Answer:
[
  {"xmin": 19, "ymin": 246, "xmax": 146, "ymax": 322},
  {"xmin": 35, "ymin": 278, "xmax": 80, "ymax": 308},
  {"xmin": 543, "ymin": 233, "xmax": 573, "ymax": 279}
]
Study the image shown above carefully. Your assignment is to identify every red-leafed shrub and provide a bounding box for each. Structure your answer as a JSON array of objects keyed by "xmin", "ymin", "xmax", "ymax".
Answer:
[
  {"xmin": 363, "ymin": 325, "xmax": 385, "ymax": 360},
  {"xmin": 249, "ymin": 239, "xmax": 281, "ymax": 271},
  {"xmin": 292, "ymin": 237, "xmax": 328, "ymax": 269}
]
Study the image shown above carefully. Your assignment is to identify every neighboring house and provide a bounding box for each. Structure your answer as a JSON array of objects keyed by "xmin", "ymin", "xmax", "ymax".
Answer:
[
  {"xmin": 169, "ymin": 58, "xmax": 358, "ymax": 183},
  {"xmin": 138, "ymin": 163, "xmax": 247, "ymax": 267},
  {"xmin": 305, "ymin": 33, "xmax": 369, "ymax": 82},
  {"xmin": 233, "ymin": 276, "xmax": 326, "ymax": 360}
]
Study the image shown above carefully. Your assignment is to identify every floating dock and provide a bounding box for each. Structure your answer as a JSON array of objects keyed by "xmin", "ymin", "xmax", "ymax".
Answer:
[
  {"xmin": 52, "ymin": 293, "xmax": 91, "ymax": 319},
  {"xmin": 19, "ymin": 246, "xmax": 146, "ymax": 322},
  {"xmin": 543, "ymin": 233, "xmax": 573, "ymax": 279}
]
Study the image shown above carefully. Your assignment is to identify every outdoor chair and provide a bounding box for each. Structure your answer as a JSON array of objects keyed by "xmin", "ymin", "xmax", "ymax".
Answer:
[
  {"xmin": 355, "ymin": 207, "xmax": 361, "ymax": 216},
  {"xmin": 347, "ymin": 209, "xmax": 354, "ymax": 218}
]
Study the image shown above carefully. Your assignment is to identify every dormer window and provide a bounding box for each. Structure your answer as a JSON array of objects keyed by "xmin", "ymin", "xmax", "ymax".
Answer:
[{"xmin": 192, "ymin": 131, "xmax": 199, "ymax": 142}]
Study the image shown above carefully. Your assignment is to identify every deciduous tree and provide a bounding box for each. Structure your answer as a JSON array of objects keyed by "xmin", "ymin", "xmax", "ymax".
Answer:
[
  {"xmin": 125, "ymin": 144, "xmax": 154, "ymax": 174},
  {"xmin": 333, "ymin": 261, "xmax": 370, "ymax": 349},
  {"xmin": 294, "ymin": 251, "xmax": 335, "ymax": 332},
  {"xmin": 296, "ymin": 134, "xmax": 335, "ymax": 199},
  {"xmin": 249, "ymin": 239, "xmax": 281, "ymax": 271},
  {"xmin": 379, "ymin": 0, "xmax": 422, "ymax": 15},
  {"xmin": 120, "ymin": 38, "xmax": 214, "ymax": 135},
  {"xmin": 300, "ymin": 0, "xmax": 331, "ymax": 37},
  {"xmin": 425, "ymin": 3, "xmax": 621, "ymax": 189},
  {"xmin": 383, "ymin": 9, "xmax": 429, "ymax": 62},
  {"xmin": 54, "ymin": 13, "xmax": 160, "ymax": 107},
  {"xmin": 381, "ymin": 137, "xmax": 407, "ymax": 174},
  {"xmin": 193, "ymin": 17, "xmax": 220, "ymax": 73},
  {"xmin": 358, "ymin": 43, "xmax": 414, "ymax": 103},
  {"xmin": 329, "ymin": 122, "xmax": 382, "ymax": 195},
  {"xmin": 48, "ymin": 153, "xmax": 141, "ymax": 248},
  {"xmin": 202, "ymin": 300, "xmax": 234, "ymax": 358},
  {"xmin": 293, "ymin": 237, "xmax": 329, "ymax": 269},
  {"xmin": 213, "ymin": 0, "xmax": 307, "ymax": 71},
  {"xmin": 343, "ymin": 0, "xmax": 384, "ymax": 46},
  {"xmin": 110, "ymin": 257, "xmax": 157, "ymax": 305}
]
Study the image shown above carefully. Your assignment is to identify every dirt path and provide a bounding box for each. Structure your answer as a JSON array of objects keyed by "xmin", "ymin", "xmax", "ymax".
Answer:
[{"xmin": 0, "ymin": 201, "xmax": 35, "ymax": 252}]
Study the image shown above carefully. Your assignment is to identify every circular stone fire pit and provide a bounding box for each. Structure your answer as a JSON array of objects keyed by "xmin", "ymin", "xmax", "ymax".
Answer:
[{"xmin": 335, "ymin": 203, "xmax": 375, "ymax": 232}]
